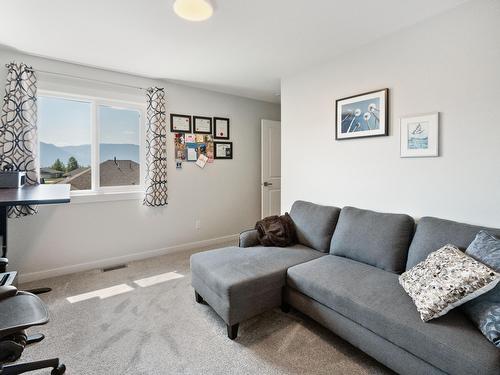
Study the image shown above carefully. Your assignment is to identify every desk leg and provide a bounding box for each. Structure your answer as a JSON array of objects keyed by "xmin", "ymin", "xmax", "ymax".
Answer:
[
  {"xmin": 0, "ymin": 206, "xmax": 7, "ymax": 273},
  {"xmin": 0, "ymin": 206, "xmax": 51, "ymax": 293}
]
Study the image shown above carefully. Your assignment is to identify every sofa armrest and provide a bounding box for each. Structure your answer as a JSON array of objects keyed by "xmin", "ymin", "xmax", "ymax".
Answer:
[{"xmin": 239, "ymin": 229, "xmax": 260, "ymax": 247}]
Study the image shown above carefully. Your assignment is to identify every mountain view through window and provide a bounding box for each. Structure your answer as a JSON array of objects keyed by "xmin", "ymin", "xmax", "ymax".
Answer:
[
  {"xmin": 99, "ymin": 105, "xmax": 140, "ymax": 187},
  {"xmin": 38, "ymin": 96, "xmax": 141, "ymax": 191}
]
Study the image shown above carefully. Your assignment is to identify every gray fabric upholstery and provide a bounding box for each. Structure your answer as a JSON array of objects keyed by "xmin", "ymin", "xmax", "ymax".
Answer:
[
  {"xmin": 284, "ymin": 288, "xmax": 446, "ymax": 375},
  {"xmin": 287, "ymin": 255, "xmax": 500, "ymax": 375},
  {"xmin": 463, "ymin": 230, "xmax": 500, "ymax": 347},
  {"xmin": 192, "ymin": 272, "xmax": 281, "ymax": 326},
  {"xmin": 239, "ymin": 229, "xmax": 260, "ymax": 247},
  {"xmin": 330, "ymin": 206, "xmax": 415, "ymax": 273},
  {"xmin": 406, "ymin": 216, "xmax": 500, "ymax": 270},
  {"xmin": 289, "ymin": 200, "xmax": 341, "ymax": 252},
  {"xmin": 190, "ymin": 245, "xmax": 324, "ymax": 325}
]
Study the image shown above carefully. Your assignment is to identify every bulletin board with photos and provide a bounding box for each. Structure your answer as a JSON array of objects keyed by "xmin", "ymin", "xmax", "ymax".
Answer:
[{"xmin": 172, "ymin": 114, "xmax": 232, "ymax": 169}]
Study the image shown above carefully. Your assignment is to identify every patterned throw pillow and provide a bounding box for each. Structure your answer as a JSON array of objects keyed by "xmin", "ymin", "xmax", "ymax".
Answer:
[
  {"xmin": 399, "ymin": 244, "xmax": 499, "ymax": 322},
  {"xmin": 462, "ymin": 231, "xmax": 500, "ymax": 347}
]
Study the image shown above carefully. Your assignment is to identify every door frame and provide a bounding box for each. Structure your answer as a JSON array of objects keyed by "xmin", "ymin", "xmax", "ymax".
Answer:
[{"xmin": 261, "ymin": 119, "xmax": 281, "ymax": 218}]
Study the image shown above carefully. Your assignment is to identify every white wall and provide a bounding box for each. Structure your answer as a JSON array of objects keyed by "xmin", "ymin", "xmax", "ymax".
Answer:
[
  {"xmin": 0, "ymin": 47, "xmax": 280, "ymax": 281},
  {"xmin": 281, "ymin": 0, "xmax": 500, "ymax": 227}
]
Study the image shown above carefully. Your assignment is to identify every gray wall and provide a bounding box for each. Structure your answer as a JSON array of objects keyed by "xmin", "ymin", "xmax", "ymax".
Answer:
[
  {"xmin": 281, "ymin": 0, "xmax": 500, "ymax": 227},
  {"xmin": 0, "ymin": 47, "xmax": 280, "ymax": 281}
]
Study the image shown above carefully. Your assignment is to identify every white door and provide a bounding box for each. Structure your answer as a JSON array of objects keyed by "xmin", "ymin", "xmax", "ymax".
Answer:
[{"xmin": 261, "ymin": 119, "xmax": 281, "ymax": 218}]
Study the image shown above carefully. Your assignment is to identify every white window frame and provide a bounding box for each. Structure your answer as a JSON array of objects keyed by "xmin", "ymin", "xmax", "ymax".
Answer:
[{"xmin": 38, "ymin": 90, "xmax": 146, "ymax": 203}]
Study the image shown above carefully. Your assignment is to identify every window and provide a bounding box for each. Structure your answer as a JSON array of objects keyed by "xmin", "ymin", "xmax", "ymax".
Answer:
[
  {"xmin": 38, "ymin": 92, "xmax": 144, "ymax": 195},
  {"xmin": 98, "ymin": 106, "xmax": 141, "ymax": 187},
  {"xmin": 38, "ymin": 96, "xmax": 92, "ymax": 189}
]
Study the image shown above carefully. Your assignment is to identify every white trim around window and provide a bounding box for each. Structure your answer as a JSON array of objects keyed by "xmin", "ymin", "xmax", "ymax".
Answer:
[{"xmin": 38, "ymin": 89, "xmax": 147, "ymax": 203}]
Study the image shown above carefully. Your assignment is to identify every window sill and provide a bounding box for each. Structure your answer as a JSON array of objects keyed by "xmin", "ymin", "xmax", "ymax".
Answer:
[{"xmin": 69, "ymin": 191, "xmax": 144, "ymax": 204}]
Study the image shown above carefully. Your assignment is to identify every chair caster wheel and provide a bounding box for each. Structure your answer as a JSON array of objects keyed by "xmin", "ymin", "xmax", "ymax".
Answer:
[{"xmin": 51, "ymin": 364, "xmax": 66, "ymax": 374}]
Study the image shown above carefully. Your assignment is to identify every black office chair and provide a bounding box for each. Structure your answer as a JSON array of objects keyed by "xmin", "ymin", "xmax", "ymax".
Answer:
[{"xmin": 0, "ymin": 286, "xmax": 65, "ymax": 374}]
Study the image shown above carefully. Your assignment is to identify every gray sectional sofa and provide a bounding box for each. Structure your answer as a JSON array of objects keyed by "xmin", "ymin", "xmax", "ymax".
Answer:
[{"xmin": 190, "ymin": 201, "xmax": 500, "ymax": 375}]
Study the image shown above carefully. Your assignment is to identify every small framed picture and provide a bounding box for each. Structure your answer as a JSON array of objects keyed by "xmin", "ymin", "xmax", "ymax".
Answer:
[
  {"xmin": 400, "ymin": 113, "xmax": 439, "ymax": 158},
  {"xmin": 214, "ymin": 141, "xmax": 233, "ymax": 159},
  {"xmin": 193, "ymin": 116, "xmax": 212, "ymax": 134},
  {"xmin": 214, "ymin": 117, "xmax": 230, "ymax": 139},
  {"xmin": 170, "ymin": 114, "xmax": 191, "ymax": 133},
  {"xmin": 335, "ymin": 88, "xmax": 389, "ymax": 140}
]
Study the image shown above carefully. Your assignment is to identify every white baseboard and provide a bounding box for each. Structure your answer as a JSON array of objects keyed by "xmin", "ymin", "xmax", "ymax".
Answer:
[{"xmin": 19, "ymin": 234, "xmax": 239, "ymax": 283}]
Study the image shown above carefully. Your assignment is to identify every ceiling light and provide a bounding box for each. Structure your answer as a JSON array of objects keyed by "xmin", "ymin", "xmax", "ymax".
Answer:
[{"xmin": 173, "ymin": 0, "xmax": 213, "ymax": 22}]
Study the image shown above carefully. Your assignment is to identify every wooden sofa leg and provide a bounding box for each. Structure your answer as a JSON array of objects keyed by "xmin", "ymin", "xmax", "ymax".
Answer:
[
  {"xmin": 195, "ymin": 291, "xmax": 204, "ymax": 304},
  {"xmin": 281, "ymin": 303, "xmax": 291, "ymax": 313},
  {"xmin": 227, "ymin": 323, "xmax": 239, "ymax": 340}
]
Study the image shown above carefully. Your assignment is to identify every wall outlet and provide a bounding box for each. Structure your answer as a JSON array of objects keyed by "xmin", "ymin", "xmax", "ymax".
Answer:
[{"xmin": 195, "ymin": 219, "xmax": 201, "ymax": 230}]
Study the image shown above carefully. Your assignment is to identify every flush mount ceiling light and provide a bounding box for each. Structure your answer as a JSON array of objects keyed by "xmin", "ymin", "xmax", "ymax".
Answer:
[{"xmin": 173, "ymin": 0, "xmax": 214, "ymax": 22}]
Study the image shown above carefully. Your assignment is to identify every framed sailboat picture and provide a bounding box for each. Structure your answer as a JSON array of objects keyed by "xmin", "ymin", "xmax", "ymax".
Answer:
[{"xmin": 400, "ymin": 113, "xmax": 439, "ymax": 157}]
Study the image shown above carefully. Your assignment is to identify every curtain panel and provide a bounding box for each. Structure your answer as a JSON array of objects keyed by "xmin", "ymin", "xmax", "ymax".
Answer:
[
  {"xmin": 0, "ymin": 62, "xmax": 39, "ymax": 218},
  {"xmin": 143, "ymin": 87, "xmax": 168, "ymax": 207}
]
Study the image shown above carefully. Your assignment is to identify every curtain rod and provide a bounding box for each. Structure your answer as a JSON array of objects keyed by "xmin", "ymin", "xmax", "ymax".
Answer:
[{"xmin": 4, "ymin": 63, "xmax": 149, "ymax": 91}]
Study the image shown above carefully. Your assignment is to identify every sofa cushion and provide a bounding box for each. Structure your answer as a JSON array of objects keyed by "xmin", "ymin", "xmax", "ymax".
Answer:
[
  {"xmin": 286, "ymin": 255, "xmax": 500, "ymax": 375},
  {"xmin": 191, "ymin": 245, "xmax": 325, "ymax": 301},
  {"xmin": 289, "ymin": 200, "xmax": 341, "ymax": 252},
  {"xmin": 191, "ymin": 244, "xmax": 325, "ymax": 325},
  {"xmin": 406, "ymin": 216, "xmax": 500, "ymax": 270},
  {"xmin": 329, "ymin": 206, "xmax": 414, "ymax": 273},
  {"xmin": 463, "ymin": 230, "xmax": 500, "ymax": 347}
]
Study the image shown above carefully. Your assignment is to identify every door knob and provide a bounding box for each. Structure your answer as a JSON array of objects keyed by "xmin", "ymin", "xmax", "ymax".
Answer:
[{"xmin": 263, "ymin": 182, "xmax": 272, "ymax": 186}]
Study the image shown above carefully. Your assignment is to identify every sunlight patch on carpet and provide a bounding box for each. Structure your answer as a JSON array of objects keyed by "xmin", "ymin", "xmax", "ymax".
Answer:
[
  {"xmin": 133, "ymin": 271, "xmax": 184, "ymax": 287},
  {"xmin": 66, "ymin": 284, "xmax": 134, "ymax": 303}
]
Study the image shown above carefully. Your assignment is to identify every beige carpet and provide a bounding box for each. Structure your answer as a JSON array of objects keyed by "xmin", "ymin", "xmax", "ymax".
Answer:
[{"xmin": 19, "ymin": 243, "xmax": 393, "ymax": 374}]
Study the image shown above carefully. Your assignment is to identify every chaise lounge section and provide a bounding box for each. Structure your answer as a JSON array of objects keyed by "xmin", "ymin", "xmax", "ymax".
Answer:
[
  {"xmin": 191, "ymin": 201, "xmax": 500, "ymax": 374},
  {"xmin": 190, "ymin": 201, "xmax": 340, "ymax": 338}
]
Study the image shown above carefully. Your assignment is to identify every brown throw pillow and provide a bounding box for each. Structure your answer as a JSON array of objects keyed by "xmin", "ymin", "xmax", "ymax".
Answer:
[{"xmin": 255, "ymin": 213, "xmax": 297, "ymax": 247}]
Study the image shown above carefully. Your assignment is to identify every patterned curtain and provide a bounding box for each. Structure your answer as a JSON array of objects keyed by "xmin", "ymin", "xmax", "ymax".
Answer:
[
  {"xmin": 0, "ymin": 62, "xmax": 39, "ymax": 218},
  {"xmin": 143, "ymin": 87, "xmax": 168, "ymax": 206}
]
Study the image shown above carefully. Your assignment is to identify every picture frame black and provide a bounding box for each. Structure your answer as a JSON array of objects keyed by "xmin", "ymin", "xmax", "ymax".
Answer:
[
  {"xmin": 193, "ymin": 116, "xmax": 213, "ymax": 134},
  {"xmin": 213, "ymin": 117, "xmax": 230, "ymax": 139},
  {"xmin": 335, "ymin": 88, "xmax": 389, "ymax": 140},
  {"xmin": 170, "ymin": 113, "xmax": 192, "ymax": 133},
  {"xmin": 214, "ymin": 141, "xmax": 233, "ymax": 159}
]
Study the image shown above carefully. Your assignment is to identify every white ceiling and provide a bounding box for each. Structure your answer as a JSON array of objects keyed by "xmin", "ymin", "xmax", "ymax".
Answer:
[{"xmin": 0, "ymin": 0, "xmax": 467, "ymax": 103}]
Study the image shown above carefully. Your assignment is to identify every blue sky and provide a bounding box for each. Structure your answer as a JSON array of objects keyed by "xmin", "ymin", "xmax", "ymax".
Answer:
[{"xmin": 38, "ymin": 96, "xmax": 140, "ymax": 146}]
